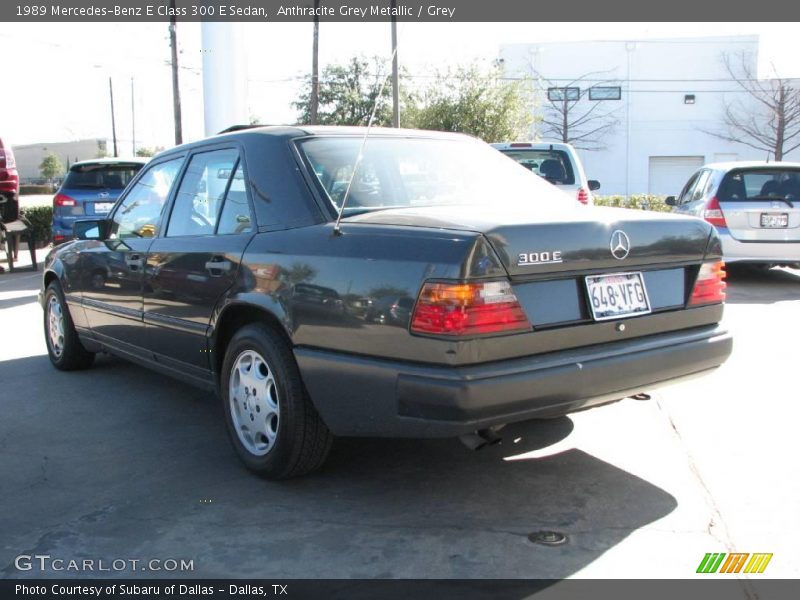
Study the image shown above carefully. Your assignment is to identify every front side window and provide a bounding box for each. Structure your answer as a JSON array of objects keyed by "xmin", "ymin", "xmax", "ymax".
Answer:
[
  {"xmin": 690, "ymin": 170, "xmax": 711, "ymax": 202},
  {"xmin": 167, "ymin": 149, "xmax": 239, "ymax": 237},
  {"xmin": 110, "ymin": 158, "xmax": 182, "ymax": 239},
  {"xmin": 678, "ymin": 171, "xmax": 702, "ymax": 204}
]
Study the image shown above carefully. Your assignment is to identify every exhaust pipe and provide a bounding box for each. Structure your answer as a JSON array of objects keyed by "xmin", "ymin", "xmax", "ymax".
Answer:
[{"xmin": 459, "ymin": 428, "xmax": 503, "ymax": 451}]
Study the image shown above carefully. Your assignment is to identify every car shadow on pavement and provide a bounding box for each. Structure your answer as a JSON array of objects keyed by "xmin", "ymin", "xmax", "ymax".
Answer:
[
  {"xmin": 0, "ymin": 353, "xmax": 678, "ymax": 579},
  {"xmin": 725, "ymin": 266, "xmax": 800, "ymax": 304}
]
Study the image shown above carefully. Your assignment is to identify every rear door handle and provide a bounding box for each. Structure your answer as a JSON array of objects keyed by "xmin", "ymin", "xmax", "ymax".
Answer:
[
  {"xmin": 205, "ymin": 256, "xmax": 233, "ymax": 275},
  {"xmin": 126, "ymin": 253, "xmax": 144, "ymax": 271}
]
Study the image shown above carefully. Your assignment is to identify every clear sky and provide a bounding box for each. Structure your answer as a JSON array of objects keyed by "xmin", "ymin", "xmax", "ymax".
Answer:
[{"xmin": 2, "ymin": 21, "xmax": 799, "ymax": 151}]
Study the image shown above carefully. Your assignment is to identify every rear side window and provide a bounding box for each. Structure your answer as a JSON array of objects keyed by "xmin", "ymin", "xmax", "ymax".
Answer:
[
  {"xmin": 167, "ymin": 149, "xmax": 239, "ymax": 237},
  {"xmin": 217, "ymin": 163, "xmax": 254, "ymax": 235},
  {"xmin": 718, "ymin": 169, "xmax": 800, "ymax": 201},
  {"xmin": 110, "ymin": 158, "xmax": 182, "ymax": 239},
  {"xmin": 498, "ymin": 149, "xmax": 576, "ymax": 185},
  {"xmin": 64, "ymin": 164, "xmax": 142, "ymax": 189}
]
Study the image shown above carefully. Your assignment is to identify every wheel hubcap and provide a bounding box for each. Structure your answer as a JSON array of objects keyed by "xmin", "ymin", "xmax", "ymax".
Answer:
[
  {"xmin": 229, "ymin": 350, "xmax": 280, "ymax": 456},
  {"xmin": 47, "ymin": 295, "xmax": 65, "ymax": 358}
]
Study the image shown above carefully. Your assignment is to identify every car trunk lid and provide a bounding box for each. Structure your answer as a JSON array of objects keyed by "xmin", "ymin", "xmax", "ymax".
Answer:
[{"xmin": 346, "ymin": 203, "xmax": 714, "ymax": 278}]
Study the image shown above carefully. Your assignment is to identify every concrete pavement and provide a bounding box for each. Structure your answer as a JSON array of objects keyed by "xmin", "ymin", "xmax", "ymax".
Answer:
[{"xmin": 0, "ymin": 265, "xmax": 797, "ymax": 581}]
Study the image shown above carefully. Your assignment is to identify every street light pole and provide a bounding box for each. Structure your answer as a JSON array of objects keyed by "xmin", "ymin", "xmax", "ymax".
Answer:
[
  {"xmin": 108, "ymin": 77, "xmax": 118, "ymax": 158},
  {"xmin": 131, "ymin": 77, "xmax": 136, "ymax": 156},
  {"xmin": 390, "ymin": 0, "xmax": 399, "ymax": 128},
  {"xmin": 169, "ymin": 0, "xmax": 183, "ymax": 145},
  {"xmin": 310, "ymin": 0, "xmax": 320, "ymax": 125}
]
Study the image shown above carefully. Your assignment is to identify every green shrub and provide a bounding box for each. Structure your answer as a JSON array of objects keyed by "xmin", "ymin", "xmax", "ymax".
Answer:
[
  {"xmin": 20, "ymin": 205, "xmax": 53, "ymax": 247},
  {"xmin": 19, "ymin": 184, "xmax": 55, "ymax": 195},
  {"xmin": 594, "ymin": 194, "xmax": 673, "ymax": 213}
]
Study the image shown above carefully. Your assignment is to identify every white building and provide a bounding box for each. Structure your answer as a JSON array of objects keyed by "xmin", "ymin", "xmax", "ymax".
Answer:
[
  {"xmin": 14, "ymin": 139, "xmax": 109, "ymax": 183},
  {"xmin": 499, "ymin": 35, "xmax": 800, "ymax": 197}
]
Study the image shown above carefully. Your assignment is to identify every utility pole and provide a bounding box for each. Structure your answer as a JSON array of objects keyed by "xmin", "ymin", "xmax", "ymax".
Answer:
[
  {"xmin": 108, "ymin": 77, "xmax": 118, "ymax": 157},
  {"xmin": 390, "ymin": 0, "xmax": 399, "ymax": 128},
  {"xmin": 131, "ymin": 77, "xmax": 136, "ymax": 155},
  {"xmin": 310, "ymin": 0, "xmax": 320, "ymax": 124},
  {"xmin": 169, "ymin": 0, "xmax": 183, "ymax": 145}
]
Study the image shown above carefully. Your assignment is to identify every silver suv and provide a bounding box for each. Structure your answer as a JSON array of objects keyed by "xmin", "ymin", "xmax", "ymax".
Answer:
[
  {"xmin": 491, "ymin": 141, "xmax": 600, "ymax": 205},
  {"xmin": 667, "ymin": 161, "xmax": 800, "ymax": 269}
]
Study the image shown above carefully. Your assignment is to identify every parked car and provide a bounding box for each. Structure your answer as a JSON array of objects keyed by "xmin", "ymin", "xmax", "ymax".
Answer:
[
  {"xmin": 491, "ymin": 141, "xmax": 600, "ymax": 205},
  {"xmin": 40, "ymin": 126, "xmax": 731, "ymax": 478},
  {"xmin": 0, "ymin": 137, "xmax": 19, "ymax": 223},
  {"xmin": 667, "ymin": 161, "xmax": 800, "ymax": 269},
  {"xmin": 52, "ymin": 158, "xmax": 147, "ymax": 244}
]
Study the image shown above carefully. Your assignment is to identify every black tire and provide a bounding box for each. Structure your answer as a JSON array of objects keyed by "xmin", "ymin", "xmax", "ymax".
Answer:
[
  {"xmin": 43, "ymin": 281, "xmax": 95, "ymax": 371},
  {"xmin": 220, "ymin": 323, "xmax": 333, "ymax": 479}
]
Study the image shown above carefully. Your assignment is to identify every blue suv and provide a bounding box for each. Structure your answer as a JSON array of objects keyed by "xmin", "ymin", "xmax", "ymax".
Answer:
[{"xmin": 52, "ymin": 158, "xmax": 147, "ymax": 244}]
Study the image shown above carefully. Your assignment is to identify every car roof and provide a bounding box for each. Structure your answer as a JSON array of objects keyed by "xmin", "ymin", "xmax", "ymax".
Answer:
[
  {"xmin": 153, "ymin": 125, "xmax": 478, "ymax": 160},
  {"xmin": 704, "ymin": 160, "xmax": 800, "ymax": 171},
  {"xmin": 490, "ymin": 141, "xmax": 577, "ymax": 152},
  {"xmin": 69, "ymin": 157, "xmax": 149, "ymax": 168}
]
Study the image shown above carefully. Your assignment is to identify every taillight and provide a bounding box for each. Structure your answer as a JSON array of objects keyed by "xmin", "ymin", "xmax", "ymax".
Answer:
[
  {"xmin": 577, "ymin": 187, "xmax": 589, "ymax": 204},
  {"xmin": 689, "ymin": 261, "xmax": 726, "ymax": 306},
  {"xmin": 703, "ymin": 197, "xmax": 727, "ymax": 228},
  {"xmin": 0, "ymin": 146, "xmax": 16, "ymax": 169},
  {"xmin": 54, "ymin": 193, "xmax": 77, "ymax": 207},
  {"xmin": 410, "ymin": 280, "xmax": 531, "ymax": 336}
]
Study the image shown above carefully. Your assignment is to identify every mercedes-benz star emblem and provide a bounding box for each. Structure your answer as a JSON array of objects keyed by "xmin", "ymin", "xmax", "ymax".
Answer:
[{"xmin": 610, "ymin": 230, "xmax": 631, "ymax": 260}]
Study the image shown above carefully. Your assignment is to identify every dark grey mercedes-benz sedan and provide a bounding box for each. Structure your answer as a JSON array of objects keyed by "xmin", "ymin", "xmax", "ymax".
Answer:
[{"xmin": 40, "ymin": 126, "xmax": 732, "ymax": 478}]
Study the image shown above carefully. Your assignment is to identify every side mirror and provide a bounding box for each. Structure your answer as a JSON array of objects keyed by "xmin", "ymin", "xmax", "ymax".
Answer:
[
  {"xmin": 588, "ymin": 180, "xmax": 601, "ymax": 191},
  {"xmin": 73, "ymin": 218, "xmax": 107, "ymax": 240},
  {"xmin": 665, "ymin": 196, "xmax": 677, "ymax": 207}
]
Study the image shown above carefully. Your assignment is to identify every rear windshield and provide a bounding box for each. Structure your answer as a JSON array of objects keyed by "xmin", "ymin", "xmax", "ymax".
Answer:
[
  {"xmin": 497, "ymin": 149, "xmax": 576, "ymax": 185},
  {"xmin": 63, "ymin": 164, "xmax": 143, "ymax": 190},
  {"xmin": 297, "ymin": 136, "xmax": 570, "ymax": 215},
  {"xmin": 719, "ymin": 169, "xmax": 800, "ymax": 202}
]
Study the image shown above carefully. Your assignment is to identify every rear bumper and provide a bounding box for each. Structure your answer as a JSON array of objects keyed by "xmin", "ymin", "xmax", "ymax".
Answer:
[
  {"xmin": 295, "ymin": 324, "xmax": 732, "ymax": 437},
  {"xmin": 719, "ymin": 227, "xmax": 800, "ymax": 264}
]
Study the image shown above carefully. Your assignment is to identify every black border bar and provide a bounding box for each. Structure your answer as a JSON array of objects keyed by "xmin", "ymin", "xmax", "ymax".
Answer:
[
  {"xmin": 3, "ymin": 579, "xmax": 799, "ymax": 600},
  {"xmin": 4, "ymin": 0, "xmax": 800, "ymax": 22}
]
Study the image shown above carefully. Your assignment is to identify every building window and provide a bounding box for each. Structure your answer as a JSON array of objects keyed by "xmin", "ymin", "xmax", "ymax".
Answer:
[
  {"xmin": 684, "ymin": 94, "xmax": 696, "ymax": 104},
  {"xmin": 547, "ymin": 87, "xmax": 580, "ymax": 101},
  {"xmin": 589, "ymin": 86, "xmax": 622, "ymax": 101}
]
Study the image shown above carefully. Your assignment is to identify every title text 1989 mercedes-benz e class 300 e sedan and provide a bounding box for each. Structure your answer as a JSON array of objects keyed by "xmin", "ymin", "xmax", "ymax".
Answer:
[{"xmin": 40, "ymin": 126, "xmax": 732, "ymax": 478}]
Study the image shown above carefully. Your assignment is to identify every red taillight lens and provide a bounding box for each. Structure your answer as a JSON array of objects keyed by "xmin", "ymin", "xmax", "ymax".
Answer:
[
  {"xmin": 577, "ymin": 187, "xmax": 589, "ymax": 204},
  {"xmin": 689, "ymin": 261, "xmax": 726, "ymax": 306},
  {"xmin": 410, "ymin": 281, "xmax": 531, "ymax": 336},
  {"xmin": 509, "ymin": 143, "xmax": 533, "ymax": 148},
  {"xmin": 703, "ymin": 196, "xmax": 727, "ymax": 228},
  {"xmin": 54, "ymin": 193, "xmax": 77, "ymax": 207}
]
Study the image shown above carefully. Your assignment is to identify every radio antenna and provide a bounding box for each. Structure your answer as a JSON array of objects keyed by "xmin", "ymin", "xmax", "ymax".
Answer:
[{"xmin": 333, "ymin": 45, "xmax": 400, "ymax": 236}]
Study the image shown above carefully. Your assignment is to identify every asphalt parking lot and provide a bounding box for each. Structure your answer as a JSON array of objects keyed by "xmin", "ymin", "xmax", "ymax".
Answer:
[{"xmin": 0, "ymin": 261, "xmax": 798, "ymax": 581}]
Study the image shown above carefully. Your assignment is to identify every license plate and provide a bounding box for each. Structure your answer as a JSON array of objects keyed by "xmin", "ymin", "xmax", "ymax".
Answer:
[
  {"xmin": 94, "ymin": 202, "xmax": 114, "ymax": 214},
  {"xmin": 585, "ymin": 272, "xmax": 651, "ymax": 321},
  {"xmin": 760, "ymin": 213, "xmax": 788, "ymax": 228}
]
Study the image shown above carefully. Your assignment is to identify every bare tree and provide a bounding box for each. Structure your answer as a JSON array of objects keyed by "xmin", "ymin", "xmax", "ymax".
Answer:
[
  {"xmin": 537, "ymin": 71, "xmax": 621, "ymax": 151},
  {"xmin": 707, "ymin": 52, "xmax": 800, "ymax": 161}
]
